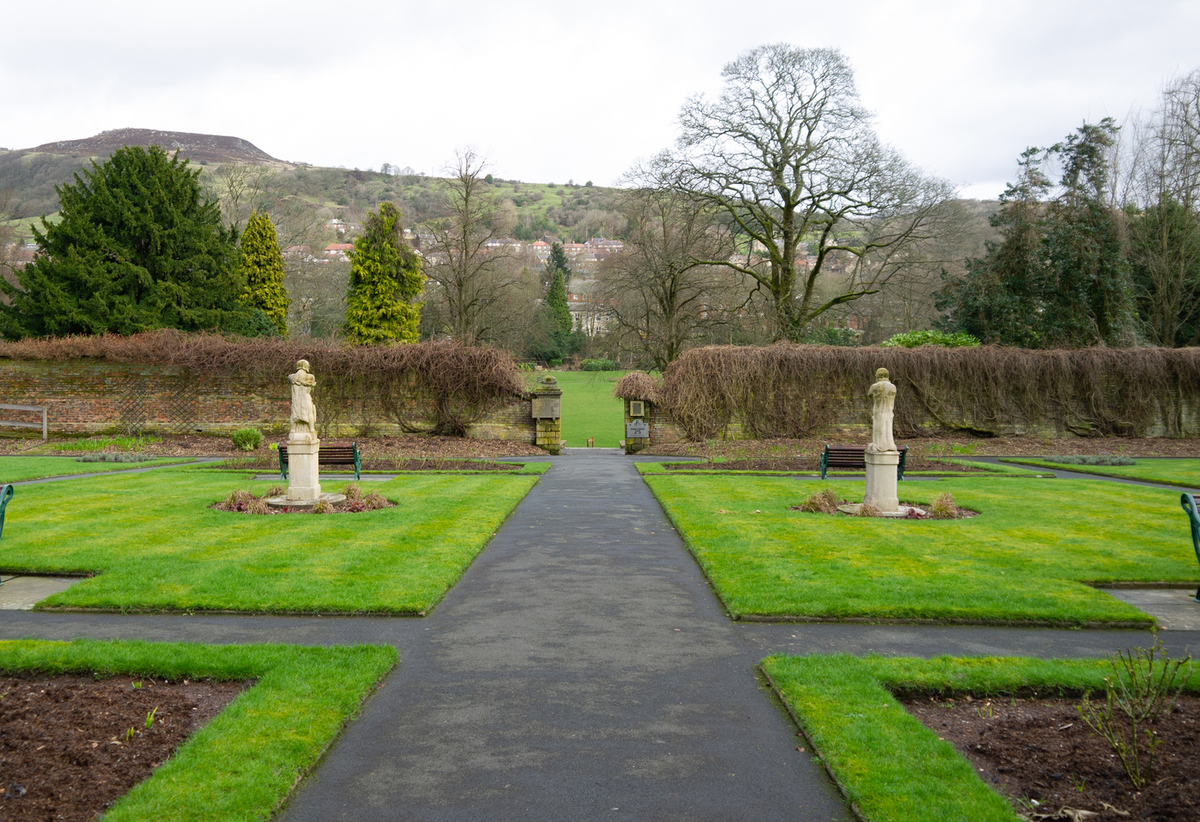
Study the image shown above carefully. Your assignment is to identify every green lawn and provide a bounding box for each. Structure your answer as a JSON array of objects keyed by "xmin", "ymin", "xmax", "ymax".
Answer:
[
  {"xmin": 0, "ymin": 466, "xmax": 538, "ymax": 613},
  {"xmin": 0, "ymin": 638, "xmax": 395, "ymax": 822},
  {"xmin": 644, "ymin": 474, "xmax": 1195, "ymax": 624},
  {"xmin": 1003, "ymin": 457, "xmax": 1200, "ymax": 488},
  {"xmin": 536, "ymin": 370, "xmax": 628, "ymax": 448},
  {"xmin": 0, "ymin": 456, "xmax": 190, "ymax": 483},
  {"xmin": 762, "ymin": 653, "xmax": 1200, "ymax": 822}
]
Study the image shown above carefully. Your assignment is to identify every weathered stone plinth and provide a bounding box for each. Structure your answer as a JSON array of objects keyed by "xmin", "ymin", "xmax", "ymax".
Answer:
[
  {"xmin": 863, "ymin": 450, "xmax": 900, "ymax": 513},
  {"xmin": 286, "ymin": 438, "xmax": 322, "ymax": 502},
  {"xmin": 531, "ymin": 376, "xmax": 563, "ymax": 455}
]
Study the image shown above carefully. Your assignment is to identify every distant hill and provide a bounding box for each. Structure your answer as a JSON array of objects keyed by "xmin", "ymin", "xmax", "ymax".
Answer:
[{"xmin": 24, "ymin": 128, "xmax": 285, "ymax": 166}]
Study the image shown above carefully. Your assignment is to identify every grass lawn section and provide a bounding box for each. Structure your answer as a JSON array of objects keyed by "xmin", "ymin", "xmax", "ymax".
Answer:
[
  {"xmin": 0, "ymin": 638, "xmax": 395, "ymax": 822},
  {"xmin": 644, "ymin": 474, "xmax": 1194, "ymax": 624},
  {"xmin": 0, "ymin": 456, "xmax": 192, "ymax": 483},
  {"xmin": 0, "ymin": 467, "xmax": 538, "ymax": 613},
  {"xmin": 540, "ymin": 370, "xmax": 628, "ymax": 448},
  {"xmin": 762, "ymin": 654, "xmax": 1200, "ymax": 822},
  {"xmin": 635, "ymin": 459, "xmax": 1045, "ymax": 477},
  {"xmin": 1002, "ymin": 457, "xmax": 1200, "ymax": 488}
]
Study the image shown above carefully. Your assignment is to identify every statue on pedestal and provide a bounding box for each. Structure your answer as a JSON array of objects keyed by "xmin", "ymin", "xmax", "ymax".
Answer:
[
  {"xmin": 288, "ymin": 360, "xmax": 317, "ymax": 443},
  {"xmin": 866, "ymin": 367, "xmax": 897, "ymax": 453}
]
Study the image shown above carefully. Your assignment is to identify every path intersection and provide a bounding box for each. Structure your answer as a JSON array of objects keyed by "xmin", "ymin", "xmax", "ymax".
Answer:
[{"xmin": 3, "ymin": 449, "xmax": 1197, "ymax": 820}]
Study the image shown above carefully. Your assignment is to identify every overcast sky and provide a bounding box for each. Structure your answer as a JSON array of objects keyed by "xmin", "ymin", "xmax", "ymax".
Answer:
[{"xmin": 4, "ymin": 1, "xmax": 1198, "ymax": 199}]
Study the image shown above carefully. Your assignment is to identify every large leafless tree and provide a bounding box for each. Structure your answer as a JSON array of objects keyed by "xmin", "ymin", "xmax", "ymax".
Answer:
[
  {"xmin": 421, "ymin": 151, "xmax": 527, "ymax": 345},
  {"xmin": 656, "ymin": 44, "xmax": 955, "ymax": 342}
]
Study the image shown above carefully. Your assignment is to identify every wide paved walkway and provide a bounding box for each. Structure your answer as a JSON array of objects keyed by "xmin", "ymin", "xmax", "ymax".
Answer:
[{"xmin": 4, "ymin": 449, "xmax": 1199, "ymax": 820}]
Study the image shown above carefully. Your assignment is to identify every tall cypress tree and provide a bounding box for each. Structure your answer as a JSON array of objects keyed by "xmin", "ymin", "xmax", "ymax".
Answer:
[
  {"xmin": 239, "ymin": 211, "xmax": 289, "ymax": 336},
  {"xmin": 344, "ymin": 202, "xmax": 424, "ymax": 344},
  {"xmin": 0, "ymin": 145, "xmax": 243, "ymax": 339},
  {"xmin": 546, "ymin": 241, "xmax": 572, "ymax": 288}
]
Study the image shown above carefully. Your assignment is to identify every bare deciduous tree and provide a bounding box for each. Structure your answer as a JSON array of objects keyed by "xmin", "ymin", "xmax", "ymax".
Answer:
[
  {"xmin": 657, "ymin": 43, "xmax": 955, "ymax": 341},
  {"xmin": 600, "ymin": 187, "xmax": 737, "ymax": 370},
  {"xmin": 421, "ymin": 151, "xmax": 528, "ymax": 345}
]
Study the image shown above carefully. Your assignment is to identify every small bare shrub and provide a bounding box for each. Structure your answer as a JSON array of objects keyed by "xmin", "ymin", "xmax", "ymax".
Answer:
[
  {"xmin": 1077, "ymin": 640, "xmax": 1193, "ymax": 789},
  {"xmin": 797, "ymin": 488, "xmax": 840, "ymax": 514},
  {"xmin": 311, "ymin": 499, "xmax": 330, "ymax": 514},
  {"xmin": 222, "ymin": 490, "xmax": 257, "ymax": 512},
  {"xmin": 855, "ymin": 502, "xmax": 883, "ymax": 518},
  {"xmin": 265, "ymin": 485, "xmax": 285, "ymax": 497},
  {"xmin": 343, "ymin": 483, "xmax": 363, "ymax": 501},
  {"xmin": 246, "ymin": 497, "xmax": 269, "ymax": 515},
  {"xmin": 363, "ymin": 492, "xmax": 390, "ymax": 510},
  {"xmin": 927, "ymin": 492, "xmax": 959, "ymax": 520}
]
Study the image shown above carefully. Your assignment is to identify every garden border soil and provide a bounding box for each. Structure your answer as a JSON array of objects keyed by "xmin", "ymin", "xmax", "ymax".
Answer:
[
  {"xmin": 0, "ymin": 674, "xmax": 243, "ymax": 822},
  {"xmin": 903, "ymin": 693, "xmax": 1200, "ymax": 820}
]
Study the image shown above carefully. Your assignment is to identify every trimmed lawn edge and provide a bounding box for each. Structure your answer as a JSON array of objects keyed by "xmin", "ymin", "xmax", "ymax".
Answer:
[
  {"xmin": 0, "ymin": 638, "xmax": 397, "ymax": 822},
  {"xmin": 761, "ymin": 653, "xmax": 1200, "ymax": 822},
  {"xmin": 1000, "ymin": 458, "xmax": 1199, "ymax": 487}
]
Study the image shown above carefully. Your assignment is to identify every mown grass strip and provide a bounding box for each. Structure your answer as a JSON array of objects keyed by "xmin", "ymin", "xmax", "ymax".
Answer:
[
  {"xmin": 645, "ymin": 474, "xmax": 1192, "ymax": 624},
  {"xmin": 0, "ymin": 638, "xmax": 396, "ymax": 822},
  {"xmin": 762, "ymin": 654, "xmax": 1200, "ymax": 822},
  {"xmin": 0, "ymin": 467, "xmax": 538, "ymax": 613},
  {"xmin": 1002, "ymin": 457, "xmax": 1200, "ymax": 488},
  {"xmin": 0, "ymin": 456, "xmax": 192, "ymax": 483}
]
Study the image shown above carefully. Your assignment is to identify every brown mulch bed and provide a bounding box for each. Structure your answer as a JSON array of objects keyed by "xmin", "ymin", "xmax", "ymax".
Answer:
[
  {"xmin": 663, "ymin": 457, "xmax": 986, "ymax": 473},
  {"xmin": 645, "ymin": 436, "xmax": 1200, "ymax": 462},
  {"xmin": 903, "ymin": 694, "xmax": 1200, "ymax": 820},
  {"xmin": 0, "ymin": 675, "xmax": 244, "ymax": 822},
  {"xmin": 0, "ymin": 433, "xmax": 545, "ymax": 460}
]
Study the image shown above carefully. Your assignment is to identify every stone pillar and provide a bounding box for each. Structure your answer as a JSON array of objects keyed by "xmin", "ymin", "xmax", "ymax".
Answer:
[
  {"xmin": 286, "ymin": 438, "xmax": 322, "ymax": 502},
  {"xmin": 863, "ymin": 450, "xmax": 900, "ymax": 513},
  {"xmin": 531, "ymin": 376, "xmax": 562, "ymax": 455}
]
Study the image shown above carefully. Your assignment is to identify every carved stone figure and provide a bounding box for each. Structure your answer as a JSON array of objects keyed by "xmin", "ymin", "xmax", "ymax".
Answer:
[
  {"xmin": 288, "ymin": 359, "xmax": 317, "ymax": 442},
  {"xmin": 866, "ymin": 367, "xmax": 897, "ymax": 453}
]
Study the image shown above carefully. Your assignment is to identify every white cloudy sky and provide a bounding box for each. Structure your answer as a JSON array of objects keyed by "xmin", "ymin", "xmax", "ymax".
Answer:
[{"xmin": 4, "ymin": 0, "xmax": 1198, "ymax": 199}]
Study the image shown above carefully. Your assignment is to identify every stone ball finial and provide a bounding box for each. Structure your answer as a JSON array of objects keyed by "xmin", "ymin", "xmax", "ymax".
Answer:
[
  {"xmin": 296, "ymin": 359, "xmax": 311, "ymax": 372},
  {"xmin": 875, "ymin": 367, "xmax": 889, "ymax": 382}
]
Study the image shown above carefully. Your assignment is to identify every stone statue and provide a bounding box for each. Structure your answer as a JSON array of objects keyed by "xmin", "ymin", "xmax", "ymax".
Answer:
[
  {"xmin": 288, "ymin": 359, "xmax": 317, "ymax": 442},
  {"xmin": 866, "ymin": 367, "xmax": 897, "ymax": 453}
]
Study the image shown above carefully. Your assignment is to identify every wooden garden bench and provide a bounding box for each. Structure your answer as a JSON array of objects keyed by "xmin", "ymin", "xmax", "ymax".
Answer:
[
  {"xmin": 278, "ymin": 442, "xmax": 362, "ymax": 481},
  {"xmin": 1180, "ymin": 493, "xmax": 1200, "ymax": 602},
  {"xmin": 819, "ymin": 444, "xmax": 908, "ymax": 481}
]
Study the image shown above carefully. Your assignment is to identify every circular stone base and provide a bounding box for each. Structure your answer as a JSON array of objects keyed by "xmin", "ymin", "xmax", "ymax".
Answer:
[
  {"xmin": 265, "ymin": 492, "xmax": 346, "ymax": 510},
  {"xmin": 837, "ymin": 503, "xmax": 919, "ymax": 519}
]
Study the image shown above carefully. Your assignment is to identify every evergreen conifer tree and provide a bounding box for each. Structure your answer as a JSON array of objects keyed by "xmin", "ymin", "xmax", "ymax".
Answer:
[
  {"xmin": 239, "ymin": 211, "xmax": 289, "ymax": 336},
  {"xmin": 344, "ymin": 202, "xmax": 424, "ymax": 344},
  {"xmin": 0, "ymin": 145, "xmax": 243, "ymax": 338},
  {"xmin": 546, "ymin": 241, "xmax": 572, "ymax": 288}
]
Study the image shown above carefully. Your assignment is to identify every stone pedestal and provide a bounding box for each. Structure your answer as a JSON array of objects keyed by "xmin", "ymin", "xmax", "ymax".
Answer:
[
  {"xmin": 286, "ymin": 438, "xmax": 321, "ymax": 502},
  {"xmin": 863, "ymin": 450, "xmax": 900, "ymax": 513}
]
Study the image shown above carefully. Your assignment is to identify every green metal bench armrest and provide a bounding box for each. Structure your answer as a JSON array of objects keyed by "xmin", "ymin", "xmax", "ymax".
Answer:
[
  {"xmin": 278, "ymin": 443, "xmax": 288, "ymax": 480},
  {"xmin": 0, "ymin": 483, "xmax": 14, "ymax": 540},
  {"xmin": 1181, "ymin": 494, "xmax": 1200, "ymax": 602}
]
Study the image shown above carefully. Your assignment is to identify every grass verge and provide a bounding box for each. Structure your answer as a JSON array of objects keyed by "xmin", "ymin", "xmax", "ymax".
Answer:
[
  {"xmin": 762, "ymin": 653, "xmax": 1200, "ymax": 822},
  {"xmin": 0, "ymin": 466, "xmax": 538, "ymax": 613},
  {"xmin": 1002, "ymin": 457, "xmax": 1200, "ymax": 488},
  {"xmin": 0, "ymin": 638, "xmax": 396, "ymax": 822},
  {"xmin": 0, "ymin": 456, "xmax": 192, "ymax": 483},
  {"xmin": 644, "ymin": 474, "xmax": 1193, "ymax": 624},
  {"xmin": 635, "ymin": 459, "xmax": 1046, "ymax": 477}
]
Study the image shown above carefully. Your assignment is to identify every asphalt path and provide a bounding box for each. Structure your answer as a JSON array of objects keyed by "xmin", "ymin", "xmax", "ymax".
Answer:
[{"xmin": 3, "ymin": 449, "xmax": 1199, "ymax": 821}]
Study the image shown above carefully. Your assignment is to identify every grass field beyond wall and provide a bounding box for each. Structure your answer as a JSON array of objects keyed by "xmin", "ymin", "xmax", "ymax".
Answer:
[
  {"xmin": 0, "ymin": 466, "xmax": 538, "ymax": 613},
  {"xmin": 645, "ymin": 474, "xmax": 1195, "ymax": 624},
  {"xmin": 538, "ymin": 371, "xmax": 628, "ymax": 448}
]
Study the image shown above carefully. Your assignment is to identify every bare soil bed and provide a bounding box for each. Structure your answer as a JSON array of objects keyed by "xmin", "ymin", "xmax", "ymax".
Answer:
[
  {"xmin": 0, "ymin": 674, "xmax": 243, "ymax": 822},
  {"xmin": 0, "ymin": 433, "xmax": 545, "ymax": 461},
  {"xmin": 663, "ymin": 457, "xmax": 987, "ymax": 473},
  {"xmin": 903, "ymin": 694, "xmax": 1200, "ymax": 820},
  {"xmin": 646, "ymin": 435, "xmax": 1200, "ymax": 462}
]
